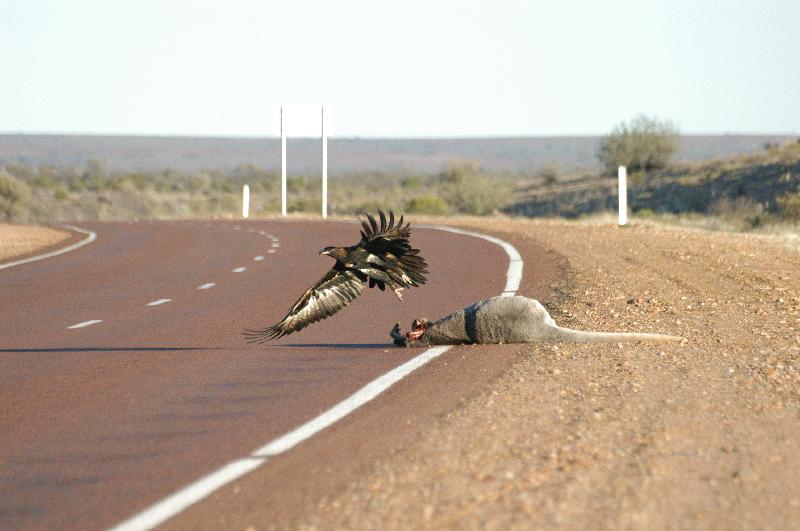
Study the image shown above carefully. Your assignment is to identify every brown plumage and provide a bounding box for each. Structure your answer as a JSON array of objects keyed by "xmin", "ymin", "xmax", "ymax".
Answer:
[{"xmin": 244, "ymin": 210, "xmax": 428, "ymax": 342}]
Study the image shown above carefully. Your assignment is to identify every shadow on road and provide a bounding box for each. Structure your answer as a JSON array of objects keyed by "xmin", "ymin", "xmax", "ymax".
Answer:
[
  {"xmin": 0, "ymin": 347, "xmax": 219, "ymax": 353},
  {"xmin": 280, "ymin": 343, "xmax": 393, "ymax": 349}
]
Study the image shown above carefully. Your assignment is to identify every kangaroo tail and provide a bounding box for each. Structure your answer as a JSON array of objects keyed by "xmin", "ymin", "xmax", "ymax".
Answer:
[{"xmin": 553, "ymin": 326, "xmax": 684, "ymax": 343}]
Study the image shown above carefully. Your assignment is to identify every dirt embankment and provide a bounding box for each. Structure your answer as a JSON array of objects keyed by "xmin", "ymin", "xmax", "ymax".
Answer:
[
  {"xmin": 0, "ymin": 224, "xmax": 72, "ymax": 262},
  {"xmin": 300, "ymin": 218, "xmax": 800, "ymax": 530}
]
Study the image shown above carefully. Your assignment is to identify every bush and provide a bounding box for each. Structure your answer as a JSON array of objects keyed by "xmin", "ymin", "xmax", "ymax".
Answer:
[
  {"xmin": 405, "ymin": 195, "xmax": 449, "ymax": 215},
  {"xmin": 447, "ymin": 173, "xmax": 511, "ymax": 215},
  {"xmin": 53, "ymin": 186, "xmax": 69, "ymax": 201},
  {"xmin": 288, "ymin": 196, "xmax": 321, "ymax": 213},
  {"xmin": 439, "ymin": 160, "xmax": 481, "ymax": 184},
  {"xmin": 710, "ymin": 196, "xmax": 769, "ymax": 229},
  {"xmin": 0, "ymin": 171, "xmax": 32, "ymax": 221},
  {"xmin": 536, "ymin": 162, "xmax": 562, "ymax": 187},
  {"xmin": 776, "ymin": 193, "xmax": 800, "ymax": 223},
  {"xmin": 598, "ymin": 114, "xmax": 680, "ymax": 176},
  {"xmin": 400, "ymin": 176, "xmax": 423, "ymax": 189}
]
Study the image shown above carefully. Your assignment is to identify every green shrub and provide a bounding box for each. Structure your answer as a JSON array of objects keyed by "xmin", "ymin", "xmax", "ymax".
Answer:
[
  {"xmin": 405, "ymin": 195, "xmax": 449, "ymax": 215},
  {"xmin": 0, "ymin": 171, "xmax": 32, "ymax": 221},
  {"xmin": 537, "ymin": 162, "xmax": 562, "ymax": 187},
  {"xmin": 400, "ymin": 176, "xmax": 423, "ymax": 189},
  {"xmin": 53, "ymin": 186, "xmax": 69, "ymax": 201},
  {"xmin": 598, "ymin": 114, "xmax": 680, "ymax": 176},
  {"xmin": 776, "ymin": 193, "xmax": 800, "ymax": 222},
  {"xmin": 439, "ymin": 160, "xmax": 481, "ymax": 184},
  {"xmin": 446, "ymin": 173, "xmax": 511, "ymax": 215},
  {"xmin": 710, "ymin": 196, "xmax": 769, "ymax": 229},
  {"xmin": 288, "ymin": 197, "xmax": 322, "ymax": 213}
]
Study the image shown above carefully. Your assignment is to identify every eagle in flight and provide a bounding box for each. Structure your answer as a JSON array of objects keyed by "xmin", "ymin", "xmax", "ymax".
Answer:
[{"xmin": 244, "ymin": 210, "xmax": 428, "ymax": 342}]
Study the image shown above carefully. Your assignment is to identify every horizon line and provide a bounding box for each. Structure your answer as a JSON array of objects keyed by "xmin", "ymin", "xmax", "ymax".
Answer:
[{"xmin": 1, "ymin": 130, "xmax": 798, "ymax": 140}]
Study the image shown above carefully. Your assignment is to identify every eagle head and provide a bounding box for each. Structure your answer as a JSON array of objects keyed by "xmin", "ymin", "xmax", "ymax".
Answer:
[{"xmin": 320, "ymin": 246, "xmax": 347, "ymax": 260}]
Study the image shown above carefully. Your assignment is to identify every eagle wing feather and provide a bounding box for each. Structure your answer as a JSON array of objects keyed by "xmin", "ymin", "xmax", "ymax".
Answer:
[{"xmin": 244, "ymin": 268, "xmax": 365, "ymax": 342}]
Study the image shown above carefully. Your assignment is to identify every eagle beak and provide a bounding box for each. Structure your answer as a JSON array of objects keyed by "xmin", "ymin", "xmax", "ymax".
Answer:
[{"xmin": 319, "ymin": 248, "xmax": 331, "ymax": 255}]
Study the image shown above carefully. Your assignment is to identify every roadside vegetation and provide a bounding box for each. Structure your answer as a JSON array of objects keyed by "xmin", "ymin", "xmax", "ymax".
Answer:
[
  {"xmin": 597, "ymin": 114, "xmax": 680, "ymax": 177},
  {"xmin": 0, "ymin": 158, "xmax": 513, "ymax": 223},
  {"xmin": 510, "ymin": 120, "xmax": 800, "ymax": 234},
  {"xmin": 1, "ymin": 118, "xmax": 798, "ymax": 236}
]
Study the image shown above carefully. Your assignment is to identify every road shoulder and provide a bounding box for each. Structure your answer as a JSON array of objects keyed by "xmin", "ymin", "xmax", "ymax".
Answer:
[
  {"xmin": 0, "ymin": 223, "xmax": 77, "ymax": 263},
  {"xmin": 298, "ymin": 217, "xmax": 800, "ymax": 530}
]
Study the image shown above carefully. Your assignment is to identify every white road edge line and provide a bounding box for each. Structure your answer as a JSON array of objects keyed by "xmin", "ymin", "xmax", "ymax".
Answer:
[
  {"xmin": 108, "ymin": 224, "xmax": 523, "ymax": 531},
  {"xmin": 197, "ymin": 283, "xmax": 216, "ymax": 290},
  {"xmin": 146, "ymin": 299, "xmax": 171, "ymax": 306},
  {"xmin": 67, "ymin": 319, "xmax": 103, "ymax": 329},
  {"xmin": 251, "ymin": 345, "xmax": 451, "ymax": 457},
  {"xmin": 0, "ymin": 224, "xmax": 97, "ymax": 271}
]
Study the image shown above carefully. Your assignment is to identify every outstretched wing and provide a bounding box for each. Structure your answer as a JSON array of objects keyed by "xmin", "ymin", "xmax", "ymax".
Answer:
[
  {"xmin": 244, "ymin": 268, "xmax": 365, "ymax": 342},
  {"xmin": 359, "ymin": 210, "xmax": 428, "ymax": 287}
]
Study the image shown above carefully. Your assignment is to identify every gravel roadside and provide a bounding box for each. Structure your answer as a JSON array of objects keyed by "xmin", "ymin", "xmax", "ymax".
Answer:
[
  {"xmin": 299, "ymin": 217, "xmax": 800, "ymax": 530},
  {"xmin": 0, "ymin": 224, "xmax": 72, "ymax": 262}
]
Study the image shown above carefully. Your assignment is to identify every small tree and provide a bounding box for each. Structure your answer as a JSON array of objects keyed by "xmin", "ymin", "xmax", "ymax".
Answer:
[
  {"xmin": 598, "ymin": 114, "xmax": 680, "ymax": 176},
  {"xmin": 0, "ymin": 171, "xmax": 32, "ymax": 221},
  {"xmin": 536, "ymin": 162, "xmax": 563, "ymax": 187}
]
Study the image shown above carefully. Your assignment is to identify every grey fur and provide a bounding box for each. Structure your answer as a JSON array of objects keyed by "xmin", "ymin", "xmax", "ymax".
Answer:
[{"xmin": 392, "ymin": 295, "xmax": 683, "ymax": 347}]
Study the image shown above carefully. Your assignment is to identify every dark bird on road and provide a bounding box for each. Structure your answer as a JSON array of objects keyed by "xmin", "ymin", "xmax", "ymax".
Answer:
[{"xmin": 244, "ymin": 210, "xmax": 428, "ymax": 342}]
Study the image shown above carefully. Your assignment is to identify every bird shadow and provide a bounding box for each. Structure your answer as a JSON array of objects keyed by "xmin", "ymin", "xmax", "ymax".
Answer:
[
  {"xmin": 278, "ymin": 343, "xmax": 394, "ymax": 349},
  {"xmin": 0, "ymin": 347, "xmax": 220, "ymax": 353}
]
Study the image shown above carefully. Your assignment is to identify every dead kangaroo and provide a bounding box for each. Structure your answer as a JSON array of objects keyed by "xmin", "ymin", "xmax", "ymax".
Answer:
[{"xmin": 391, "ymin": 295, "xmax": 683, "ymax": 347}]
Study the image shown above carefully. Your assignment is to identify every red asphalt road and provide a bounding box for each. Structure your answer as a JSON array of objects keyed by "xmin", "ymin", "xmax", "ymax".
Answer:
[{"xmin": 0, "ymin": 218, "xmax": 526, "ymax": 530}]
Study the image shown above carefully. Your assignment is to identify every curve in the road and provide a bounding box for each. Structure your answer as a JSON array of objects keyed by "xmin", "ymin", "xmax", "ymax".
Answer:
[
  {"xmin": 109, "ymin": 223, "xmax": 524, "ymax": 531},
  {"xmin": 0, "ymin": 224, "xmax": 96, "ymax": 271},
  {"xmin": 55, "ymin": 226, "xmax": 279, "ymax": 330}
]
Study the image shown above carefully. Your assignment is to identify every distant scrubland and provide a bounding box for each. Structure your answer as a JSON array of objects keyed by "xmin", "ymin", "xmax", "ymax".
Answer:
[
  {"xmin": 509, "ymin": 139, "xmax": 800, "ymax": 231},
  {"xmin": 1, "ymin": 135, "xmax": 799, "ymax": 234},
  {"xmin": 0, "ymin": 159, "xmax": 513, "ymax": 222}
]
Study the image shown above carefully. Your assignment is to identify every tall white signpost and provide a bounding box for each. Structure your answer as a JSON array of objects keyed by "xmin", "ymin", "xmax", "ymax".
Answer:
[
  {"xmin": 280, "ymin": 106, "xmax": 287, "ymax": 216},
  {"xmin": 321, "ymin": 105, "xmax": 327, "ymax": 218},
  {"xmin": 618, "ymin": 165, "xmax": 628, "ymax": 226},
  {"xmin": 242, "ymin": 184, "xmax": 250, "ymax": 218},
  {"xmin": 277, "ymin": 103, "xmax": 329, "ymax": 218}
]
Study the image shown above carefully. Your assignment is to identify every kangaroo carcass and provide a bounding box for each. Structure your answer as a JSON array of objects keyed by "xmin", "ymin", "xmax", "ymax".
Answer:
[{"xmin": 391, "ymin": 295, "xmax": 683, "ymax": 347}]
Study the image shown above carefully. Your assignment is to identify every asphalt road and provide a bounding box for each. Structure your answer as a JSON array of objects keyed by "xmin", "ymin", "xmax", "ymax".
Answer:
[{"xmin": 0, "ymin": 219, "xmax": 556, "ymax": 530}]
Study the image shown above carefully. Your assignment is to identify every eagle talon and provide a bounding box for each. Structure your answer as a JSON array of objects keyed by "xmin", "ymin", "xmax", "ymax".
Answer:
[{"xmin": 393, "ymin": 288, "xmax": 404, "ymax": 300}]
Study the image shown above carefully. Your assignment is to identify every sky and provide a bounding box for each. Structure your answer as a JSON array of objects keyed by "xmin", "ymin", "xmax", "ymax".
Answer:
[{"xmin": 1, "ymin": 0, "xmax": 798, "ymax": 137}]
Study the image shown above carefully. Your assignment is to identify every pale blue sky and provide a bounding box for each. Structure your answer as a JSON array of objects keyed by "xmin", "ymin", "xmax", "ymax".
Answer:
[{"xmin": 1, "ymin": 0, "xmax": 798, "ymax": 137}]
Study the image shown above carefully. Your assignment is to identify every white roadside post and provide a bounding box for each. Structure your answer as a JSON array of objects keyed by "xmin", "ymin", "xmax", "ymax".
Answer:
[
  {"xmin": 280, "ymin": 105, "xmax": 287, "ymax": 216},
  {"xmin": 618, "ymin": 165, "xmax": 628, "ymax": 226},
  {"xmin": 321, "ymin": 104, "xmax": 328, "ymax": 219},
  {"xmin": 242, "ymin": 184, "xmax": 250, "ymax": 218}
]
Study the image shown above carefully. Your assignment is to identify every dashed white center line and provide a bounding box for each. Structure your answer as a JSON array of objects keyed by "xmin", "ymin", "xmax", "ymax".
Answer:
[
  {"xmin": 232, "ymin": 267, "xmax": 246, "ymax": 273},
  {"xmin": 197, "ymin": 283, "xmax": 216, "ymax": 290},
  {"xmin": 67, "ymin": 319, "xmax": 102, "ymax": 329},
  {"xmin": 271, "ymin": 243, "xmax": 279, "ymax": 248},
  {"xmin": 146, "ymin": 299, "xmax": 172, "ymax": 306},
  {"xmin": 258, "ymin": 231, "xmax": 266, "ymax": 235},
  {"xmin": 108, "ymin": 225, "xmax": 523, "ymax": 531},
  {"xmin": 267, "ymin": 249, "xmax": 276, "ymax": 254},
  {"xmin": 253, "ymin": 256, "xmax": 264, "ymax": 261}
]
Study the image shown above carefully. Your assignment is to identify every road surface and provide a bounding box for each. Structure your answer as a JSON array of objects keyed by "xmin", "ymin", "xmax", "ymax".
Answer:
[{"xmin": 0, "ymin": 219, "xmax": 558, "ymax": 529}]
